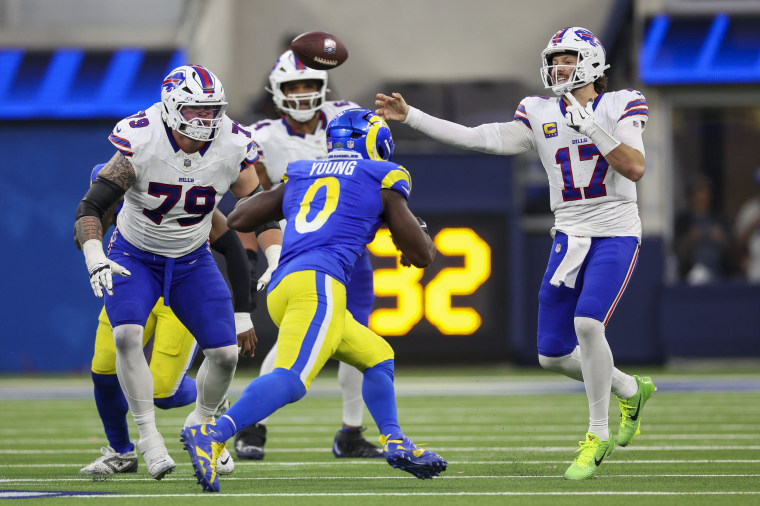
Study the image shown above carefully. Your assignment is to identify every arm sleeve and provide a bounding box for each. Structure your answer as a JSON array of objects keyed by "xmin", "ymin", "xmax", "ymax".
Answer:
[
  {"xmin": 404, "ymin": 106, "xmax": 533, "ymax": 156},
  {"xmin": 613, "ymin": 120, "xmax": 646, "ymax": 157},
  {"xmin": 210, "ymin": 229, "xmax": 251, "ymax": 313}
]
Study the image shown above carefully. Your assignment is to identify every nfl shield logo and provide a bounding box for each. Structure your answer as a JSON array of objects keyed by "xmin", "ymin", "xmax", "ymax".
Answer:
[{"xmin": 184, "ymin": 159, "xmax": 192, "ymax": 167}]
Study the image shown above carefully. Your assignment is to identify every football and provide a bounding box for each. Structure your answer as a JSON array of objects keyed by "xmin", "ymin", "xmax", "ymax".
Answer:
[{"xmin": 290, "ymin": 31, "xmax": 348, "ymax": 70}]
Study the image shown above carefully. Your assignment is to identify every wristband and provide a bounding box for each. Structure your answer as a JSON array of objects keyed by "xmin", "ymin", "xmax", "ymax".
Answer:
[
  {"xmin": 585, "ymin": 122, "xmax": 621, "ymax": 157},
  {"xmin": 82, "ymin": 239, "xmax": 107, "ymax": 271},
  {"xmin": 416, "ymin": 217, "xmax": 429, "ymax": 236},
  {"xmin": 264, "ymin": 244, "xmax": 282, "ymax": 267},
  {"xmin": 234, "ymin": 312, "xmax": 253, "ymax": 335}
]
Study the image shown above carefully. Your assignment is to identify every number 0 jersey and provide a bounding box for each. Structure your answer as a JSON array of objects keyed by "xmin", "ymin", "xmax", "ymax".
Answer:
[
  {"xmin": 512, "ymin": 90, "xmax": 647, "ymax": 238},
  {"xmin": 269, "ymin": 151, "xmax": 411, "ymax": 289},
  {"xmin": 108, "ymin": 104, "xmax": 258, "ymax": 257},
  {"xmin": 249, "ymin": 100, "xmax": 359, "ymax": 186}
]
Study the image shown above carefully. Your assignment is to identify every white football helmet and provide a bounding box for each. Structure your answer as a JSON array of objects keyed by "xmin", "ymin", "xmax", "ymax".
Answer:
[
  {"xmin": 540, "ymin": 27, "xmax": 610, "ymax": 96},
  {"xmin": 160, "ymin": 65, "xmax": 227, "ymax": 141},
  {"xmin": 267, "ymin": 50, "xmax": 328, "ymax": 123}
]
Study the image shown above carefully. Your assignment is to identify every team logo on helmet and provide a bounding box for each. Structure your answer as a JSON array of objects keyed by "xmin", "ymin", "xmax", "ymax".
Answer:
[{"xmin": 162, "ymin": 71, "xmax": 186, "ymax": 93}]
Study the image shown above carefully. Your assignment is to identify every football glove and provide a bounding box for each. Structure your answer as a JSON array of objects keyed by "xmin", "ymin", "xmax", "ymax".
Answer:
[
  {"xmin": 563, "ymin": 92, "xmax": 620, "ymax": 156},
  {"xmin": 256, "ymin": 244, "xmax": 281, "ymax": 292},
  {"xmin": 82, "ymin": 239, "xmax": 131, "ymax": 298}
]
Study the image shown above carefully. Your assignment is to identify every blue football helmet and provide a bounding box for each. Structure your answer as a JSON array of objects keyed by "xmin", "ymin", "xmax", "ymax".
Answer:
[{"xmin": 326, "ymin": 108, "xmax": 394, "ymax": 161}]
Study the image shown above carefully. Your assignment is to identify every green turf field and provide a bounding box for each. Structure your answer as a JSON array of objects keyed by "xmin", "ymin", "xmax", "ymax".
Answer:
[{"xmin": 2, "ymin": 366, "xmax": 759, "ymax": 505}]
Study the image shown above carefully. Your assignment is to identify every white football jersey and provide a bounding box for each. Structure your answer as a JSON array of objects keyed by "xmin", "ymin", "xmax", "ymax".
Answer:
[
  {"xmin": 513, "ymin": 90, "xmax": 647, "ymax": 238},
  {"xmin": 249, "ymin": 100, "xmax": 359, "ymax": 186},
  {"xmin": 108, "ymin": 104, "xmax": 258, "ymax": 257}
]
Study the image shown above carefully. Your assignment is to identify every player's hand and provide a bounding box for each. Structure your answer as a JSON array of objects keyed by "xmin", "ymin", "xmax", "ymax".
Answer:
[
  {"xmin": 375, "ymin": 92, "xmax": 409, "ymax": 122},
  {"xmin": 564, "ymin": 92, "xmax": 596, "ymax": 136},
  {"xmin": 257, "ymin": 244, "xmax": 281, "ymax": 292},
  {"xmin": 234, "ymin": 312, "xmax": 257, "ymax": 357},
  {"xmin": 87, "ymin": 260, "xmax": 131, "ymax": 298}
]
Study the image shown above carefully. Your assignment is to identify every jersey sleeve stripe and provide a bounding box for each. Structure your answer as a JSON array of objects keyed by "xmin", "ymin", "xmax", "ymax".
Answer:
[
  {"xmin": 517, "ymin": 104, "xmax": 527, "ymax": 114},
  {"xmin": 514, "ymin": 114, "xmax": 532, "ymax": 129},
  {"xmin": 108, "ymin": 133, "xmax": 133, "ymax": 156},
  {"xmin": 625, "ymin": 99, "xmax": 647, "ymax": 110},
  {"xmin": 381, "ymin": 169, "xmax": 412, "ymax": 196},
  {"xmin": 618, "ymin": 109, "xmax": 648, "ymax": 121}
]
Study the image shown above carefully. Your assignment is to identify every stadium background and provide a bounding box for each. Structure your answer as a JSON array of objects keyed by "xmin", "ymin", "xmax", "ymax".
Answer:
[{"xmin": 2, "ymin": 0, "xmax": 759, "ymax": 373}]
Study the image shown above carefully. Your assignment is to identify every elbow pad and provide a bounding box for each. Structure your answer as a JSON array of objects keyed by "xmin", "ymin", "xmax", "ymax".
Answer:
[{"xmin": 75, "ymin": 177, "xmax": 125, "ymax": 221}]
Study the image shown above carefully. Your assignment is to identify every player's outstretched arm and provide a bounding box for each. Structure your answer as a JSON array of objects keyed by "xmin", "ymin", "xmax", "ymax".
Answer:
[
  {"xmin": 74, "ymin": 152, "xmax": 134, "ymax": 297},
  {"xmin": 227, "ymin": 184, "xmax": 286, "ymax": 233},
  {"xmin": 382, "ymin": 189, "xmax": 435, "ymax": 268},
  {"xmin": 375, "ymin": 92, "xmax": 409, "ymax": 123}
]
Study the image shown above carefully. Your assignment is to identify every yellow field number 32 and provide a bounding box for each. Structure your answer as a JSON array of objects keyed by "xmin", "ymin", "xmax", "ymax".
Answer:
[{"xmin": 368, "ymin": 227, "xmax": 491, "ymax": 336}]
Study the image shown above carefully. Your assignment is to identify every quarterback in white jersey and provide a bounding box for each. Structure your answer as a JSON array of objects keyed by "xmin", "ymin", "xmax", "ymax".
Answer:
[
  {"xmin": 233, "ymin": 49, "xmax": 382, "ymax": 461},
  {"xmin": 376, "ymin": 27, "xmax": 656, "ymax": 480},
  {"xmin": 75, "ymin": 65, "xmax": 259, "ymax": 481}
]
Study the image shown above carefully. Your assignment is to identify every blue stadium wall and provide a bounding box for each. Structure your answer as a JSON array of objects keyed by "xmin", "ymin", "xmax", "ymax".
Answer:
[{"xmin": 2, "ymin": 122, "xmax": 759, "ymax": 373}]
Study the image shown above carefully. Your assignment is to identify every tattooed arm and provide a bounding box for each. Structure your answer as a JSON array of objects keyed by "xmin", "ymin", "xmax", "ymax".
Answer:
[
  {"xmin": 74, "ymin": 152, "xmax": 135, "ymax": 297},
  {"xmin": 74, "ymin": 152, "xmax": 136, "ymax": 245}
]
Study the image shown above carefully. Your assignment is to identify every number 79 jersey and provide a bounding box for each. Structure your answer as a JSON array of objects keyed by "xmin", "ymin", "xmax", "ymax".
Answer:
[
  {"xmin": 268, "ymin": 152, "xmax": 412, "ymax": 290},
  {"xmin": 108, "ymin": 104, "xmax": 258, "ymax": 257},
  {"xmin": 514, "ymin": 89, "xmax": 647, "ymax": 238}
]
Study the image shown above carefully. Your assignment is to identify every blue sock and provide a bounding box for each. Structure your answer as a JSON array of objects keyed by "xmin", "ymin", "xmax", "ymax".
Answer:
[
  {"xmin": 217, "ymin": 368, "xmax": 306, "ymax": 441},
  {"xmin": 91, "ymin": 372, "xmax": 133, "ymax": 453},
  {"xmin": 154, "ymin": 376, "xmax": 197, "ymax": 410},
  {"xmin": 362, "ymin": 360, "xmax": 402, "ymax": 438}
]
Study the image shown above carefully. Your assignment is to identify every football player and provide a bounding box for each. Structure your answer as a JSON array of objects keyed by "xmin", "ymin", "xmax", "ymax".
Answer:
[
  {"xmin": 77, "ymin": 163, "xmax": 277, "ymax": 477},
  {"xmin": 74, "ymin": 64, "xmax": 263, "ymax": 480},
  {"xmin": 181, "ymin": 108, "xmax": 447, "ymax": 492},
  {"xmin": 376, "ymin": 27, "xmax": 656, "ymax": 480},
  {"xmin": 233, "ymin": 49, "xmax": 382, "ymax": 460}
]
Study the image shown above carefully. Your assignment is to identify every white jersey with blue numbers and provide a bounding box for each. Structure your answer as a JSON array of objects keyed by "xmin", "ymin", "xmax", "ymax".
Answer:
[
  {"xmin": 249, "ymin": 100, "xmax": 359, "ymax": 186},
  {"xmin": 108, "ymin": 104, "xmax": 258, "ymax": 257},
  {"xmin": 512, "ymin": 90, "xmax": 647, "ymax": 238},
  {"xmin": 407, "ymin": 88, "xmax": 648, "ymax": 238}
]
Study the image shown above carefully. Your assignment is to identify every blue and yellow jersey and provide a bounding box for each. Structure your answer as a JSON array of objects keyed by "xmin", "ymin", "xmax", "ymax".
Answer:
[{"xmin": 270, "ymin": 151, "xmax": 411, "ymax": 289}]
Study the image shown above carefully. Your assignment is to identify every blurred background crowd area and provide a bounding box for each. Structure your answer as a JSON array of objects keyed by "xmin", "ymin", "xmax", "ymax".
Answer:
[{"xmin": 2, "ymin": 0, "xmax": 759, "ymax": 372}]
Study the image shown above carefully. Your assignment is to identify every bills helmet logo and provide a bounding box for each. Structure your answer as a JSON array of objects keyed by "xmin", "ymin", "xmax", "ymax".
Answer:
[
  {"xmin": 574, "ymin": 28, "xmax": 599, "ymax": 47},
  {"xmin": 162, "ymin": 71, "xmax": 186, "ymax": 93}
]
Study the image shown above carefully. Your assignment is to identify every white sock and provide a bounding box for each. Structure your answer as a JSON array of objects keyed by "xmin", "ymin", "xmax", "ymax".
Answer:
[
  {"xmin": 574, "ymin": 317, "xmax": 612, "ymax": 440},
  {"xmin": 338, "ymin": 361, "xmax": 365, "ymax": 427},
  {"xmin": 113, "ymin": 324, "xmax": 158, "ymax": 441},
  {"xmin": 538, "ymin": 345, "xmax": 638, "ymax": 400},
  {"xmin": 186, "ymin": 345, "xmax": 238, "ymax": 426}
]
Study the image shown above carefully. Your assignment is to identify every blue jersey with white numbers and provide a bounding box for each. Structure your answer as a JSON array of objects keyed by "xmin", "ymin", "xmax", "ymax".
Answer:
[{"xmin": 269, "ymin": 151, "xmax": 411, "ymax": 290}]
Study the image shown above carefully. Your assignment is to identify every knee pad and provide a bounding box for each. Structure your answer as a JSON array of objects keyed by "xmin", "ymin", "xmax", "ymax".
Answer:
[
  {"xmin": 112, "ymin": 324, "xmax": 143, "ymax": 354},
  {"xmin": 574, "ymin": 316, "xmax": 604, "ymax": 342},
  {"xmin": 203, "ymin": 344, "xmax": 239, "ymax": 370}
]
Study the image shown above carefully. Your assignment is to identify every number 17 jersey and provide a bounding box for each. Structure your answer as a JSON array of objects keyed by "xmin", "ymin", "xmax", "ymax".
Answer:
[{"xmin": 513, "ymin": 89, "xmax": 647, "ymax": 238}]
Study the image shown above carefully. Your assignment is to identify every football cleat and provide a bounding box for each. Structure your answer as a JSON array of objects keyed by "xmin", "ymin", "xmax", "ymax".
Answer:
[
  {"xmin": 137, "ymin": 434, "xmax": 175, "ymax": 480},
  {"xmin": 79, "ymin": 445, "xmax": 138, "ymax": 475},
  {"xmin": 234, "ymin": 423, "xmax": 267, "ymax": 460},
  {"xmin": 180, "ymin": 422, "xmax": 226, "ymax": 492},
  {"xmin": 216, "ymin": 447, "xmax": 234, "ymax": 475},
  {"xmin": 333, "ymin": 427, "xmax": 383, "ymax": 458},
  {"xmin": 380, "ymin": 434, "xmax": 447, "ymax": 479},
  {"xmin": 617, "ymin": 375, "xmax": 656, "ymax": 447},
  {"xmin": 564, "ymin": 432, "xmax": 614, "ymax": 480}
]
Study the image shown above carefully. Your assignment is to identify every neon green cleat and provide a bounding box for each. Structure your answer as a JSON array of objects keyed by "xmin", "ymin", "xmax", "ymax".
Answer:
[
  {"xmin": 564, "ymin": 432, "xmax": 614, "ymax": 480},
  {"xmin": 617, "ymin": 375, "xmax": 656, "ymax": 447}
]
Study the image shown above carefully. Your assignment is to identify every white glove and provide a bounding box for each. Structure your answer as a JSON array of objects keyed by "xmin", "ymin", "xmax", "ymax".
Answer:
[
  {"xmin": 563, "ymin": 92, "xmax": 620, "ymax": 156},
  {"xmin": 256, "ymin": 244, "xmax": 281, "ymax": 292},
  {"xmin": 82, "ymin": 239, "xmax": 131, "ymax": 298}
]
